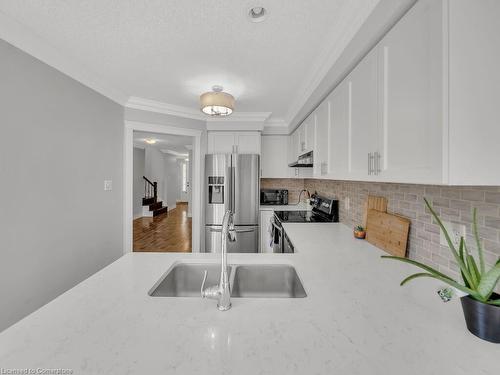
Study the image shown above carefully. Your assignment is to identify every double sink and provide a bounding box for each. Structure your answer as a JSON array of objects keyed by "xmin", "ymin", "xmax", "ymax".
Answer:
[{"xmin": 149, "ymin": 263, "xmax": 307, "ymax": 298}]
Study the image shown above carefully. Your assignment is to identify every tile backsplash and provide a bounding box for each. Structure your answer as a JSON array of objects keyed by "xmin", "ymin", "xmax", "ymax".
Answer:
[{"xmin": 262, "ymin": 178, "xmax": 500, "ymax": 280}]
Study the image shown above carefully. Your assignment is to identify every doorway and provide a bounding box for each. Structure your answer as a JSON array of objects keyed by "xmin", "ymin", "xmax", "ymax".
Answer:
[{"xmin": 124, "ymin": 121, "xmax": 202, "ymax": 253}]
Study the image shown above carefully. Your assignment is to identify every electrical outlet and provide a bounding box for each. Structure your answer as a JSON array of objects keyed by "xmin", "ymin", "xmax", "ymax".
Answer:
[
  {"xmin": 104, "ymin": 180, "xmax": 112, "ymax": 191},
  {"xmin": 440, "ymin": 221, "xmax": 466, "ymax": 247}
]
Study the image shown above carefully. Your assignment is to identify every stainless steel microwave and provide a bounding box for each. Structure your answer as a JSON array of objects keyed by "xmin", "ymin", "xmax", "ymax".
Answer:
[{"xmin": 260, "ymin": 189, "xmax": 288, "ymax": 205}]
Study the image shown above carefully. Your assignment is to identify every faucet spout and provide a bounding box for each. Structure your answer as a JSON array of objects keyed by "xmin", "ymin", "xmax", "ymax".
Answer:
[{"xmin": 201, "ymin": 210, "xmax": 235, "ymax": 311}]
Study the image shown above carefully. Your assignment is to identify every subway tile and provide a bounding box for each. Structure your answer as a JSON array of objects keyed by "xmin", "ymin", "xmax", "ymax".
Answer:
[
  {"xmin": 485, "ymin": 192, "xmax": 500, "ymax": 204},
  {"xmin": 300, "ymin": 178, "xmax": 500, "ymax": 278},
  {"xmin": 461, "ymin": 190, "xmax": 485, "ymax": 202}
]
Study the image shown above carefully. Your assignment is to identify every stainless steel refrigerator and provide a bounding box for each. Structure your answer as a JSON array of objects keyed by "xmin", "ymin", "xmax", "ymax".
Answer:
[{"xmin": 205, "ymin": 154, "xmax": 260, "ymax": 253}]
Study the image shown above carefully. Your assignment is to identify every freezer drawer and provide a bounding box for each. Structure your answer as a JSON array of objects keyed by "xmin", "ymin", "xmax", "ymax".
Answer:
[{"xmin": 205, "ymin": 225, "xmax": 259, "ymax": 253}]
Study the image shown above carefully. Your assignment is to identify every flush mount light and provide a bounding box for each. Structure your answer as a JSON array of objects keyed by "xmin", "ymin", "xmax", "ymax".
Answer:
[
  {"xmin": 248, "ymin": 6, "xmax": 267, "ymax": 23},
  {"xmin": 200, "ymin": 85, "xmax": 235, "ymax": 117},
  {"xmin": 145, "ymin": 138, "xmax": 157, "ymax": 144}
]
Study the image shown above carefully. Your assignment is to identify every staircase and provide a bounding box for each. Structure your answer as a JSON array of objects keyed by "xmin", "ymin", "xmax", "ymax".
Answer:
[{"xmin": 142, "ymin": 176, "xmax": 168, "ymax": 217}]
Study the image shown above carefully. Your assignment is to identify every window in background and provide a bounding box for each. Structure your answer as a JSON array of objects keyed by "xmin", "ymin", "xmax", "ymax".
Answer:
[{"xmin": 182, "ymin": 162, "xmax": 187, "ymax": 193}]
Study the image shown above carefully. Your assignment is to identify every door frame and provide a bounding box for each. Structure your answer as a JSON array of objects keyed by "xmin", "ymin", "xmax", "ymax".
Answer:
[{"xmin": 124, "ymin": 120, "xmax": 203, "ymax": 253}]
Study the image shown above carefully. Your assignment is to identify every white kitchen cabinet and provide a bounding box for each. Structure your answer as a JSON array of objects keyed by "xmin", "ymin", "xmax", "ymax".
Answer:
[
  {"xmin": 346, "ymin": 48, "xmax": 380, "ymax": 181},
  {"xmin": 207, "ymin": 132, "xmax": 235, "ymax": 154},
  {"xmin": 261, "ymin": 136, "xmax": 289, "ymax": 178},
  {"xmin": 313, "ymin": 98, "xmax": 330, "ymax": 177},
  {"xmin": 446, "ymin": 0, "xmax": 500, "ymax": 185},
  {"xmin": 328, "ymin": 81, "xmax": 350, "ymax": 179},
  {"xmin": 297, "ymin": 123, "xmax": 306, "ymax": 154},
  {"xmin": 293, "ymin": 0, "xmax": 500, "ymax": 185},
  {"xmin": 259, "ymin": 210, "xmax": 274, "ymax": 253},
  {"xmin": 376, "ymin": 0, "xmax": 443, "ymax": 184},
  {"xmin": 207, "ymin": 131, "xmax": 261, "ymax": 154},
  {"xmin": 288, "ymin": 128, "xmax": 300, "ymax": 163},
  {"xmin": 305, "ymin": 113, "xmax": 316, "ymax": 154}
]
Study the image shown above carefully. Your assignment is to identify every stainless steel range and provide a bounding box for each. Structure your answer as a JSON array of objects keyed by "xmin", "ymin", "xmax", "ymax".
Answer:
[{"xmin": 271, "ymin": 194, "xmax": 339, "ymax": 253}]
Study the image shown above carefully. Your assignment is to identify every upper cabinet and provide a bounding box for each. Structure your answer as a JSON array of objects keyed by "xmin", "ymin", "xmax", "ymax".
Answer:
[
  {"xmin": 446, "ymin": 0, "xmax": 500, "ymax": 185},
  {"xmin": 376, "ymin": 0, "xmax": 443, "ymax": 184},
  {"xmin": 261, "ymin": 136, "xmax": 289, "ymax": 178},
  {"xmin": 207, "ymin": 131, "xmax": 261, "ymax": 154},
  {"xmin": 327, "ymin": 81, "xmax": 349, "ymax": 179},
  {"xmin": 313, "ymin": 97, "xmax": 330, "ymax": 177},
  {"xmin": 346, "ymin": 48, "xmax": 381, "ymax": 181}
]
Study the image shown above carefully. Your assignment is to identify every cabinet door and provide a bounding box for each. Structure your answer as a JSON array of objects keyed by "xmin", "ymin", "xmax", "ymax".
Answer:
[
  {"xmin": 207, "ymin": 132, "xmax": 235, "ymax": 153},
  {"xmin": 261, "ymin": 136, "xmax": 289, "ymax": 178},
  {"xmin": 314, "ymin": 99, "xmax": 330, "ymax": 177},
  {"xmin": 235, "ymin": 132, "xmax": 261, "ymax": 154},
  {"xmin": 305, "ymin": 113, "xmax": 316, "ymax": 153},
  {"xmin": 447, "ymin": 0, "xmax": 500, "ymax": 185},
  {"xmin": 377, "ymin": 0, "xmax": 443, "ymax": 184},
  {"xmin": 347, "ymin": 48, "xmax": 380, "ymax": 180},
  {"xmin": 288, "ymin": 130, "xmax": 300, "ymax": 163},
  {"xmin": 297, "ymin": 124, "xmax": 306, "ymax": 154},
  {"xmin": 328, "ymin": 80, "xmax": 350, "ymax": 178}
]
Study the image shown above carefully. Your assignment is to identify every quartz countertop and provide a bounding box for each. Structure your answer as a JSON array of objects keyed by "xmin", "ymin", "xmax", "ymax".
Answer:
[
  {"xmin": 259, "ymin": 202, "xmax": 311, "ymax": 211},
  {"xmin": 0, "ymin": 224, "xmax": 497, "ymax": 374}
]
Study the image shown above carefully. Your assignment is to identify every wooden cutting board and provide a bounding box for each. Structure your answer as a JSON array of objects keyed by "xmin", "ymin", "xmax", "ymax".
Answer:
[
  {"xmin": 365, "ymin": 209, "xmax": 410, "ymax": 257},
  {"xmin": 362, "ymin": 195, "xmax": 388, "ymax": 227}
]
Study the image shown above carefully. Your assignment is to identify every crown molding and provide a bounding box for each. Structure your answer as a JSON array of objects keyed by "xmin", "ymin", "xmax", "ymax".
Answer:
[
  {"xmin": 205, "ymin": 111, "xmax": 271, "ymax": 123},
  {"xmin": 126, "ymin": 96, "xmax": 271, "ymax": 124},
  {"xmin": 283, "ymin": 1, "xmax": 378, "ymax": 129},
  {"xmin": 262, "ymin": 118, "xmax": 289, "ymax": 135},
  {"xmin": 0, "ymin": 11, "xmax": 128, "ymax": 105},
  {"xmin": 126, "ymin": 96, "xmax": 206, "ymax": 121}
]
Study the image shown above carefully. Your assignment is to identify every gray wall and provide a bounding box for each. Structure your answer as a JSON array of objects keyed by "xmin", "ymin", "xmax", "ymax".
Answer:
[
  {"xmin": 0, "ymin": 40, "xmax": 124, "ymax": 331},
  {"xmin": 133, "ymin": 147, "xmax": 145, "ymax": 217}
]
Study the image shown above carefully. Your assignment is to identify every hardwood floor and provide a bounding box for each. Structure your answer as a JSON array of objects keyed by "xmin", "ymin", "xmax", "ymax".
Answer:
[{"xmin": 133, "ymin": 202, "xmax": 192, "ymax": 252}]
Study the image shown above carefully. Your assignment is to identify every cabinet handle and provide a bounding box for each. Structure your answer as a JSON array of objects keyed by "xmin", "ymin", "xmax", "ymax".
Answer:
[{"xmin": 374, "ymin": 151, "xmax": 381, "ymax": 175}]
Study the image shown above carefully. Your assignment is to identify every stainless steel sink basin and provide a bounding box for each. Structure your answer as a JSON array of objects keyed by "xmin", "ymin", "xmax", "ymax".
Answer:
[
  {"xmin": 149, "ymin": 263, "xmax": 306, "ymax": 298},
  {"xmin": 149, "ymin": 263, "xmax": 226, "ymax": 297},
  {"xmin": 231, "ymin": 264, "xmax": 307, "ymax": 298}
]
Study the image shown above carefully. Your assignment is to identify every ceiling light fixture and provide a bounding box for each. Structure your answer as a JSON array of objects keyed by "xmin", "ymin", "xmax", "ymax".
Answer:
[
  {"xmin": 145, "ymin": 138, "xmax": 157, "ymax": 144},
  {"xmin": 200, "ymin": 85, "xmax": 235, "ymax": 116},
  {"xmin": 248, "ymin": 6, "xmax": 267, "ymax": 23}
]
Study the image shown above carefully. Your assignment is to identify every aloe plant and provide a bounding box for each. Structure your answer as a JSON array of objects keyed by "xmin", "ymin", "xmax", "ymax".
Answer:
[{"xmin": 382, "ymin": 198, "xmax": 500, "ymax": 306}]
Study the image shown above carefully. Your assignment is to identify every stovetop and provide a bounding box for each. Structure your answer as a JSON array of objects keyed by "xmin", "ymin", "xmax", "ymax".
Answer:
[{"xmin": 274, "ymin": 210, "xmax": 333, "ymax": 223}]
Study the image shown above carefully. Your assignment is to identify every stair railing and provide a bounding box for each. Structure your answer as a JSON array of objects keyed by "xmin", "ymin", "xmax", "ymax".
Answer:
[{"xmin": 143, "ymin": 176, "xmax": 157, "ymax": 201}]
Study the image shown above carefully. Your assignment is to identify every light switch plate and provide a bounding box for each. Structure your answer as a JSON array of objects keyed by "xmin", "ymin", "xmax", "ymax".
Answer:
[
  {"xmin": 440, "ymin": 221, "xmax": 466, "ymax": 247},
  {"xmin": 104, "ymin": 180, "xmax": 112, "ymax": 191}
]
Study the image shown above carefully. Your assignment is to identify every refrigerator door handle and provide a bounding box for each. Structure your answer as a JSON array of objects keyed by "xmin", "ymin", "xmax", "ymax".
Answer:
[
  {"xmin": 234, "ymin": 228, "xmax": 256, "ymax": 233},
  {"xmin": 231, "ymin": 165, "xmax": 236, "ymax": 215}
]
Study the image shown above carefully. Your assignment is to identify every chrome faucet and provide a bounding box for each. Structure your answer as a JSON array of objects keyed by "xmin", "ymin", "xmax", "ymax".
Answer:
[{"xmin": 201, "ymin": 210, "xmax": 236, "ymax": 311}]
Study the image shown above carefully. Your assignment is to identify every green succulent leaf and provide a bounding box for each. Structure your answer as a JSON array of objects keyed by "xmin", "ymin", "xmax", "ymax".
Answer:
[
  {"xmin": 423, "ymin": 198, "xmax": 475, "ymax": 288},
  {"xmin": 381, "ymin": 256, "xmax": 454, "ymax": 281},
  {"xmin": 472, "ymin": 208, "xmax": 486, "ymax": 275},
  {"xmin": 477, "ymin": 263, "xmax": 500, "ymax": 300},
  {"xmin": 459, "ymin": 238, "xmax": 471, "ymax": 288},
  {"xmin": 466, "ymin": 253, "xmax": 480, "ymax": 289},
  {"xmin": 397, "ymin": 271, "xmax": 482, "ymax": 300},
  {"xmin": 488, "ymin": 299, "xmax": 500, "ymax": 306}
]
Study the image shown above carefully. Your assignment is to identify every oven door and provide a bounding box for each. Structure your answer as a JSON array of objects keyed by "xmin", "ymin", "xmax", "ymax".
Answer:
[
  {"xmin": 271, "ymin": 216, "xmax": 284, "ymax": 253},
  {"xmin": 283, "ymin": 230, "xmax": 295, "ymax": 253}
]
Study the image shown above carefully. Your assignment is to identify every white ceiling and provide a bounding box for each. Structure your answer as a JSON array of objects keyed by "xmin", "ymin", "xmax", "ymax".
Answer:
[
  {"xmin": 133, "ymin": 131, "xmax": 192, "ymax": 156},
  {"xmin": 0, "ymin": 0, "xmax": 379, "ymax": 123}
]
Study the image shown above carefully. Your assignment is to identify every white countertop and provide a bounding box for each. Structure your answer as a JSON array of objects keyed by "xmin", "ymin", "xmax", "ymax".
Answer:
[
  {"xmin": 0, "ymin": 224, "xmax": 497, "ymax": 374},
  {"xmin": 260, "ymin": 202, "xmax": 311, "ymax": 211}
]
